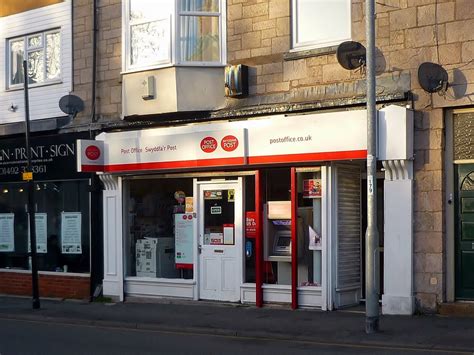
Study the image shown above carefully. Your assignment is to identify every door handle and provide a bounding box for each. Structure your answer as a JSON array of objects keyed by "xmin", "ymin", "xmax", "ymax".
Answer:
[{"xmin": 198, "ymin": 244, "xmax": 202, "ymax": 254}]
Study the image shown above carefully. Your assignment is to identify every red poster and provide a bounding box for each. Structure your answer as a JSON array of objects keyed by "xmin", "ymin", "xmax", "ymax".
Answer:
[
  {"xmin": 303, "ymin": 179, "xmax": 322, "ymax": 198},
  {"xmin": 246, "ymin": 211, "xmax": 257, "ymax": 238}
]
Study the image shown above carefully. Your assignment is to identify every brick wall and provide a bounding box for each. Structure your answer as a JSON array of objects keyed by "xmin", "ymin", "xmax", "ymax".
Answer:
[{"xmin": 0, "ymin": 272, "xmax": 90, "ymax": 299}]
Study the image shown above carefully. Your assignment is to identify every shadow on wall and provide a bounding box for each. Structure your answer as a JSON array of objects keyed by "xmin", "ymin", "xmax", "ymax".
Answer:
[{"xmin": 452, "ymin": 68, "xmax": 468, "ymax": 100}]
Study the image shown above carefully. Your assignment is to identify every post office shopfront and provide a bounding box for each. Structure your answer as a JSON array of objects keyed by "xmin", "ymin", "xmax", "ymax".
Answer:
[{"xmin": 80, "ymin": 106, "xmax": 414, "ymax": 313}]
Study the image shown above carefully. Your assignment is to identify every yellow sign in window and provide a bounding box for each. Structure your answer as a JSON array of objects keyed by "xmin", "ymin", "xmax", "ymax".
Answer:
[{"xmin": 22, "ymin": 172, "xmax": 33, "ymax": 181}]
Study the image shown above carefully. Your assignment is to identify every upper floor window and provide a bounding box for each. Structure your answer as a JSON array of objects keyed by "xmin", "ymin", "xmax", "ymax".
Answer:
[
  {"xmin": 124, "ymin": 0, "xmax": 225, "ymax": 71},
  {"xmin": 8, "ymin": 29, "xmax": 61, "ymax": 88},
  {"xmin": 291, "ymin": 0, "xmax": 351, "ymax": 51}
]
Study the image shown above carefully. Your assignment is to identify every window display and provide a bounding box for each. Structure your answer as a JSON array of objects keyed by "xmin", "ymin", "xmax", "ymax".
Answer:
[
  {"xmin": 296, "ymin": 169, "xmax": 323, "ymax": 287},
  {"xmin": 0, "ymin": 180, "xmax": 91, "ymax": 273},
  {"xmin": 126, "ymin": 178, "xmax": 193, "ymax": 279},
  {"xmin": 244, "ymin": 176, "xmax": 256, "ymax": 283},
  {"xmin": 260, "ymin": 168, "xmax": 323, "ymax": 287},
  {"xmin": 262, "ymin": 168, "xmax": 291, "ymax": 285}
]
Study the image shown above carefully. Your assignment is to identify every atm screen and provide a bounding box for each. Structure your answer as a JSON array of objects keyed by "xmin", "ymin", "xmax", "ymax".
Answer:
[
  {"xmin": 276, "ymin": 236, "xmax": 291, "ymax": 247},
  {"xmin": 273, "ymin": 232, "xmax": 292, "ymax": 255}
]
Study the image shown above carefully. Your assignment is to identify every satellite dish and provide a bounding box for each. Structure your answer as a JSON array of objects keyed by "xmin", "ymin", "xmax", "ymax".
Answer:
[
  {"xmin": 59, "ymin": 94, "xmax": 84, "ymax": 118},
  {"xmin": 418, "ymin": 62, "xmax": 449, "ymax": 93},
  {"xmin": 336, "ymin": 41, "xmax": 366, "ymax": 70}
]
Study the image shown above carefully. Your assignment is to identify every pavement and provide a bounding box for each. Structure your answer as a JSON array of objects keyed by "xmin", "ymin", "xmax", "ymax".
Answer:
[{"xmin": 0, "ymin": 296, "xmax": 473, "ymax": 353}]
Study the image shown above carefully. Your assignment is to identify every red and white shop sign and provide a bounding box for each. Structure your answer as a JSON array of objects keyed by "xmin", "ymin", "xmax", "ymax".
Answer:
[
  {"xmin": 77, "ymin": 140, "xmax": 105, "ymax": 172},
  {"xmin": 77, "ymin": 129, "xmax": 246, "ymax": 173},
  {"xmin": 200, "ymin": 137, "xmax": 218, "ymax": 153},
  {"xmin": 221, "ymin": 135, "xmax": 239, "ymax": 152},
  {"xmin": 77, "ymin": 107, "xmax": 410, "ymax": 174}
]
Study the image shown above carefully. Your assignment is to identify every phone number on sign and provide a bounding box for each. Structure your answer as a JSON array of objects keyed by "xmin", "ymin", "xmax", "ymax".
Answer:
[{"xmin": 0, "ymin": 165, "xmax": 47, "ymax": 176}]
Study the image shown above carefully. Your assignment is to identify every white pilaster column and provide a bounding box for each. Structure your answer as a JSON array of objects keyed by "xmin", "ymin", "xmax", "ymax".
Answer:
[
  {"xmin": 99, "ymin": 174, "xmax": 124, "ymax": 301},
  {"xmin": 381, "ymin": 159, "xmax": 414, "ymax": 315}
]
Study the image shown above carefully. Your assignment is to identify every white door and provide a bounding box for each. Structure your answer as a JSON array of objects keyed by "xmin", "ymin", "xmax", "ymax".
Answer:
[{"xmin": 198, "ymin": 179, "xmax": 243, "ymax": 302}]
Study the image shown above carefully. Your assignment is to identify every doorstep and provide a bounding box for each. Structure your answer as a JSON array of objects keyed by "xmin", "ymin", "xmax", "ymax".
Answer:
[{"xmin": 438, "ymin": 301, "xmax": 474, "ymax": 317}]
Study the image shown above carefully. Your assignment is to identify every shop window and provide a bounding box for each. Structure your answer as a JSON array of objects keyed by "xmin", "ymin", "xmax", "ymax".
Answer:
[
  {"xmin": 125, "ymin": 178, "xmax": 194, "ymax": 279},
  {"xmin": 0, "ymin": 181, "xmax": 91, "ymax": 273},
  {"xmin": 7, "ymin": 29, "xmax": 61, "ymax": 88},
  {"xmin": 291, "ymin": 0, "xmax": 351, "ymax": 51},
  {"xmin": 296, "ymin": 170, "xmax": 322, "ymax": 288},
  {"xmin": 124, "ymin": 0, "xmax": 225, "ymax": 71},
  {"xmin": 244, "ymin": 176, "xmax": 256, "ymax": 283},
  {"xmin": 263, "ymin": 168, "xmax": 291, "ymax": 285}
]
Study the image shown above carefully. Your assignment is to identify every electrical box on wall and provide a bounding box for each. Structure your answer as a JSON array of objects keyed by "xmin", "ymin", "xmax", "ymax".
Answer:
[
  {"xmin": 142, "ymin": 76, "xmax": 155, "ymax": 100},
  {"xmin": 225, "ymin": 64, "xmax": 249, "ymax": 97}
]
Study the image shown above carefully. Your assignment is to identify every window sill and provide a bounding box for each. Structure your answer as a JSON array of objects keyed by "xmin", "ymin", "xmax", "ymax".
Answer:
[
  {"xmin": 0, "ymin": 268, "xmax": 90, "ymax": 277},
  {"xmin": 6, "ymin": 80, "xmax": 63, "ymax": 92},
  {"xmin": 125, "ymin": 276, "xmax": 195, "ymax": 284},
  {"xmin": 121, "ymin": 63, "xmax": 226, "ymax": 76},
  {"xmin": 284, "ymin": 45, "xmax": 338, "ymax": 61}
]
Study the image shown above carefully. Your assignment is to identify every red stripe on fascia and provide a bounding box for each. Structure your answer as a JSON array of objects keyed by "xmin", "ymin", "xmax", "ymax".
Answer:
[
  {"xmin": 81, "ymin": 165, "xmax": 105, "ymax": 172},
  {"xmin": 247, "ymin": 150, "xmax": 367, "ymax": 164},
  {"xmin": 103, "ymin": 157, "xmax": 245, "ymax": 172}
]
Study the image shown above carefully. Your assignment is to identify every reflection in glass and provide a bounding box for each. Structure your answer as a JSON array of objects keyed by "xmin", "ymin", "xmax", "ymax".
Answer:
[
  {"xmin": 46, "ymin": 32, "xmax": 61, "ymax": 80},
  {"xmin": 180, "ymin": 16, "xmax": 219, "ymax": 62},
  {"xmin": 28, "ymin": 50, "xmax": 45, "ymax": 84},
  {"xmin": 10, "ymin": 39, "xmax": 24, "ymax": 85},
  {"xmin": 130, "ymin": 0, "xmax": 172, "ymax": 21},
  {"xmin": 180, "ymin": 0, "xmax": 219, "ymax": 12},
  {"xmin": 0, "ymin": 181, "xmax": 90, "ymax": 273},
  {"xmin": 203, "ymin": 189, "xmax": 234, "ymax": 246},
  {"xmin": 126, "ymin": 178, "xmax": 194, "ymax": 279},
  {"xmin": 28, "ymin": 35, "xmax": 42, "ymax": 48},
  {"xmin": 131, "ymin": 19, "xmax": 170, "ymax": 66}
]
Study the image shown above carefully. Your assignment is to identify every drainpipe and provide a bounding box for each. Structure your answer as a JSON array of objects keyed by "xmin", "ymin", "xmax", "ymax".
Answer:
[{"xmin": 91, "ymin": 0, "xmax": 98, "ymax": 127}]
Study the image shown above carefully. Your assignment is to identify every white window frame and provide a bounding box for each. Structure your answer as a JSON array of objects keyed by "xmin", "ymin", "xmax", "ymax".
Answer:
[
  {"xmin": 291, "ymin": 0, "xmax": 351, "ymax": 52},
  {"xmin": 177, "ymin": 2, "xmax": 226, "ymax": 66},
  {"xmin": 122, "ymin": 0, "xmax": 226, "ymax": 73},
  {"xmin": 6, "ymin": 28, "xmax": 62, "ymax": 89},
  {"xmin": 123, "ymin": 1, "xmax": 173, "ymax": 72}
]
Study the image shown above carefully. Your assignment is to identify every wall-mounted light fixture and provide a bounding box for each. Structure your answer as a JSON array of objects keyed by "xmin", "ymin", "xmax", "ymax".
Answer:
[{"xmin": 8, "ymin": 103, "xmax": 18, "ymax": 112}]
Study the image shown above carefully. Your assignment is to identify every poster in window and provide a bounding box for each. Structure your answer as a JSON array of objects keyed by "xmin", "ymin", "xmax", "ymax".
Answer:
[
  {"xmin": 223, "ymin": 224, "xmax": 234, "ymax": 245},
  {"xmin": 61, "ymin": 212, "xmax": 82, "ymax": 254},
  {"xmin": 0, "ymin": 213, "xmax": 14, "ymax": 252},
  {"xmin": 303, "ymin": 179, "xmax": 322, "ymax": 198},
  {"xmin": 174, "ymin": 213, "xmax": 194, "ymax": 269},
  {"xmin": 245, "ymin": 211, "xmax": 257, "ymax": 238},
  {"xmin": 28, "ymin": 213, "xmax": 47, "ymax": 253},
  {"xmin": 204, "ymin": 190, "xmax": 222, "ymax": 200}
]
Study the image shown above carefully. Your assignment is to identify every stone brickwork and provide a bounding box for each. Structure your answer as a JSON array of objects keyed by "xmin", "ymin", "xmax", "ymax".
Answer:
[
  {"xmin": 71, "ymin": 0, "xmax": 121, "ymax": 128},
  {"xmin": 64, "ymin": 0, "xmax": 473, "ymax": 312},
  {"xmin": 227, "ymin": 0, "xmax": 474, "ymax": 312}
]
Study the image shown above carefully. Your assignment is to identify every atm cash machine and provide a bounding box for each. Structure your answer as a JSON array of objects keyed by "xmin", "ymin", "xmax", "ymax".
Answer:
[{"xmin": 264, "ymin": 201, "xmax": 303, "ymax": 284}]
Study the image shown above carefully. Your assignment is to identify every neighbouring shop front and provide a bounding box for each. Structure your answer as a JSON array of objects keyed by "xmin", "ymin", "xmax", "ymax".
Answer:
[
  {"xmin": 79, "ymin": 105, "xmax": 414, "ymax": 313},
  {"xmin": 0, "ymin": 132, "xmax": 97, "ymax": 299}
]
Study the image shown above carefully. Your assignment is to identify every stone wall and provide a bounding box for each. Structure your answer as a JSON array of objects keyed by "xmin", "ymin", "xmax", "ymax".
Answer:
[
  {"xmin": 226, "ymin": 0, "xmax": 474, "ymax": 312},
  {"xmin": 71, "ymin": 0, "xmax": 122, "ymax": 129}
]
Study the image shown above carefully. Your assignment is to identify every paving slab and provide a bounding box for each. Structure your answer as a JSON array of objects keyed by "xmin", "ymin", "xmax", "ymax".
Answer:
[{"xmin": 0, "ymin": 296, "xmax": 473, "ymax": 352}]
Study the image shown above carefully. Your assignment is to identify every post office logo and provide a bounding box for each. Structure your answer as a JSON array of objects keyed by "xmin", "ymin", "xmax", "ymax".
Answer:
[
  {"xmin": 221, "ymin": 135, "xmax": 239, "ymax": 152},
  {"xmin": 85, "ymin": 145, "xmax": 101, "ymax": 161},
  {"xmin": 200, "ymin": 137, "xmax": 217, "ymax": 153}
]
